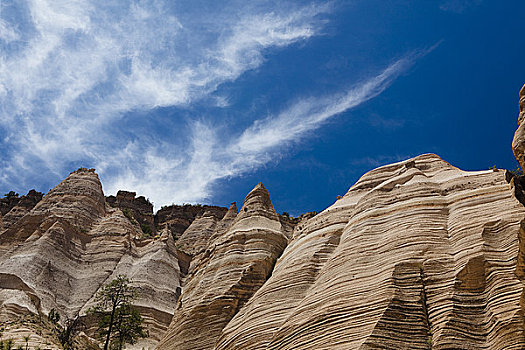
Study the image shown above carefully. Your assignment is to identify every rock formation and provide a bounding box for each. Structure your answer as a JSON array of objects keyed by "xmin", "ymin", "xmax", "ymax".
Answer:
[
  {"xmin": 512, "ymin": 84, "xmax": 525, "ymax": 350},
  {"xmin": 3, "ymin": 155, "xmax": 525, "ymax": 350},
  {"xmin": 106, "ymin": 190, "xmax": 155, "ymax": 236},
  {"xmin": 157, "ymin": 183, "xmax": 289, "ymax": 350},
  {"xmin": 512, "ymin": 84, "xmax": 525, "ymax": 170},
  {"xmin": 155, "ymin": 204, "xmax": 227, "ymax": 241},
  {"xmin": 0, "ymin": 169, "xmax": 183, "ymax": 349},
  {"xmin": 4, "ymin": 86, "xmax": 525, "ymax": 349},
  {"xmin": 0, "ymin": 189, "xmax": 43, "ymax": 230},
  {"xmin": 175, "ymin": 210, "xmax": 224, "ymax": 256},
  {"xmin": 212, "ymin": 154, "xmax": 525, "ymax": 350}
]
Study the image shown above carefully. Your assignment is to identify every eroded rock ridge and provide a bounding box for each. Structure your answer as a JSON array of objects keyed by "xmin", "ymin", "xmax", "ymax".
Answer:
[{"xmin": 0, "ymin": 169, "xmax": 228, "ymax": 349}]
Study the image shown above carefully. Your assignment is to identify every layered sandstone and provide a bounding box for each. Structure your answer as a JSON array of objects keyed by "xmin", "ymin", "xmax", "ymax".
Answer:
[
  {"xmin": 2, "ymin": 111, "xmax": 525, "ymax": 350},
  {"xmin": 0, "ymin": 190, "xmax": 43, "ymax": 230},
  {"xmin": 0, "ymin": 169, "xmax": 182, "ymax": 349},
  {"xmin": 512, "ymin": 84, "xmax": 525, "ymax": 350},
  {"xmin": 214, "ymin": 154, "xmax": 525, "ymax": 350},
  {"xmin": 155, "ymin": 204, "xmax": 227, "ymax": 241},
  {"xmin": 157, "ymin": 183, "xmax": 289, "ymax": 350},
  {"xmin": 106, "ymin": 190, "xmax": 155, "ymax": 236},
  {"xmin": 175, "ymin": 210, "xmax": 223, "ymax": 256}
]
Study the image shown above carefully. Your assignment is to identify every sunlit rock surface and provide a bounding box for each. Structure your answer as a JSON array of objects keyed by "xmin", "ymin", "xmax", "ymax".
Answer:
[
  {"xmin": 0, "ymin": 169, "xmax": 182, "ymax": 349},
  {"xmin": 512, "ymin": 84, "xmax": 525, "ymax": 170},
  {"xmin": 157, "ymin": 183, "xmax": 289, "ymax": 350},
  {"xmin": 2, "ymin": 153, "xmax": 525, "ymax": 350},
  {"xmin": 214, "ymin": 154, "xmax": 525, "ymax": 350}
]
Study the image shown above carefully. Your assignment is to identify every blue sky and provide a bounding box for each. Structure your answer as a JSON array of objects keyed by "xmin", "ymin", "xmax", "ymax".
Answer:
[{"xmin": 0, "ymin": 0, "xmax": 524, "ymax": 215}]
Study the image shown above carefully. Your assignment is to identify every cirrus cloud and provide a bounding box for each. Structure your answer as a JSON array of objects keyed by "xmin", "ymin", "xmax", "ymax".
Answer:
[{"xmin": 0, "ymin": 0, "xmax": 431, "ymax": 208}]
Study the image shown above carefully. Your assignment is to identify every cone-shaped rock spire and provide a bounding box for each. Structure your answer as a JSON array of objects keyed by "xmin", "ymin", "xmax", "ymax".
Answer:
[{"xmin": 157, "ymin": 183, "xmax": 288, "ymax": 350}]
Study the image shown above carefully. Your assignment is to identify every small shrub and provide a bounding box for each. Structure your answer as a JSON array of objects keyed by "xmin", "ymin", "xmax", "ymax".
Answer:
[
  {"xmin": 122, "ymin": 208, "xmax": 136, "ymax": 223},
  {"xmin": 3, "ymin": 191, "xmax": 18, "ymax": 199},
  {"xmin": 48, "ymin": 309, "xmax": 60, "ymax": 324},
  {"xmin": 510, "ymin": 167, "xmax": 523, "ymax": 177},
  {"xmin": 141, "ymin": 224, "xmax": 153, "ymax": 236}
]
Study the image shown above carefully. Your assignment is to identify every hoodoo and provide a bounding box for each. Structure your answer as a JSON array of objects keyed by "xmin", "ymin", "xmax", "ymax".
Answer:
[{"xmin": 156, "ymin": 183, "xmax": 288, "ymax": 350}]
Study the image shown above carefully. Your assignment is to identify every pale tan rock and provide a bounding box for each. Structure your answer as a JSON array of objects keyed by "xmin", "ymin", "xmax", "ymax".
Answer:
[
  {"xmin": 0, "ymin": 169, "xmax": 181, "ymax": 349},
  {"xmin": 216, "ymin": 154, "xmax": 525, "ymax": 350},
  {"xmin": 512, "ymin": 84, "xmax": 525, "ymax": 169},
  {"xmin": 176, "ymin": 210, "xmax": 221, "ymax": 256},
  {"xmin": 156, "ymin": 183, "xmax": 288, "ymax": 350},
  {"xmin": 212, "ymin": 202, "xmax": 238, "ymax": 240},
  {"xmin": 1, "ymin": 190, "xmax": 43, "ymax": 230},
  {"xmin": 3, "ymin": 154, "xmax": 525, "ymax": 350}
]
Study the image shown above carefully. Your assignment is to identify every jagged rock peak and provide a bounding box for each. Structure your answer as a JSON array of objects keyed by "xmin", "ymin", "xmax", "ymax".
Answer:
[
  {"xmin": 227, "ymin": 182, "xmax": 282, "ymax": 236},
  {"xmin": 0, "ymin": 189, "xmax": 44, "ymax": 230},
  {"xmin": 236, "ymin": 182, "xmax": 277, "ymax": 220},
  {"xmin": 225, "ymin": 202, "xmax": 238, "ymax": 216},
  {"xmin": 46, "ymin": 167, "xmax": 104, "ymax": 203},
  {"xmin": 215, "ymin": 154, "xmax": 525, "ymax": 350},
  {"xmin": 176, "ymin": 210, "xmax": 222, "ymax": 256},
  {"xmin": 0, "ymin": 189, "xmax": 43, "ymax": 216},
  {"xmin": 0, "ymin": 168, "xmax": 106, "ymax": 243},
  {"xmin": 36, "ymin": 167, "xmax": 106, "ymax": 223},
  {"xmin": 0, "ymin": 167, "xmax": 182, "ymax": 349},
  {"xmin": 245, "ymin": 182, "xmax": 270, "ymax": 203},
  {"xmin": 157, "ymin": 183, "xmax": 288, "ymax": 350},
  {"xmin": 208, "ymin": 202, "xmax": 239, "ymax": 243}
]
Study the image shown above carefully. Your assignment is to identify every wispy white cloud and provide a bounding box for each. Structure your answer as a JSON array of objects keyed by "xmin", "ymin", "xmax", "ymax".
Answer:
[
  {"xmin": 0, "ymin": 1, "xmax": 329, "ymax": 196},
  {"xmin": 103, "ymin": 53, "xmax": 428, "ymax": 206},
  {"xmin": 0, "ymin": 0, "xmax": 431, "ymax": 208}
]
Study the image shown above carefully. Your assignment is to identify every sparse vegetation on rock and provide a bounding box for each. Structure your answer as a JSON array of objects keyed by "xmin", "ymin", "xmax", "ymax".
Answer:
[
  {"xmin": 87, "ymin": 275, "xmax": 147, "ymax": 350},
  {"xmin": 3, "ymin": 191, "xmax": 18, "ymax": 199}
]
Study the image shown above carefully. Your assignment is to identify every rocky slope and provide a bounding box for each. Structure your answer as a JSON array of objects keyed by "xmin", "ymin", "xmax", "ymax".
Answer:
[
  {"xmin": 0, "ymin": 169, "xmax": 226, "ymax": 349},
  {"xmin": 2, "ymin": 159, "xmax": 524, "ymax": 350},
  {"xmin": 214, "ymin": 154, "xmax": 525, "ymax": 350},
  {"xmin": 0, "ymin": 190, "xmax": 43, "ymax": 231},
  {"xmin": 161, "ymin": 85, "xmax": 525, "ymax": 350}
]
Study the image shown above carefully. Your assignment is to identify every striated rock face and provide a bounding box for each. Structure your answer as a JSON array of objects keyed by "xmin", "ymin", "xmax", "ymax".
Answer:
[
  {"xmin": 157, "ymin": 183, "xmax": 289, "ymax": 350},
  {"xmin": 2, "ymin": 149, "xmax": 525, "ymax": 349},
  {"xmin": 176, "ymin": 210, "xmax": 224, "ymax": 256},
  {"xmin": 0, "ymin": 169, "xmax": 181, "ymax": 349},
  {"xmin": 155, "ymin": 204, "xmax": 227, "ymax": 241},
  {"xmin": 512, "ymin": 84, "xmax": 525, "ymax": 170},
  {"xmin": 513, "ymin": 84, "xmax": 525, "ymax": 350},
  {"xmin": 214, "ymin": 154, "xmax": 525, "ymax": 350},
  {"xmin": 106, "ymin": 190, "xmax": 155, "ymax": 235},
  {"xmin": 0, "ymin": 189, "xmax": 43, "ymax": 230}
]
